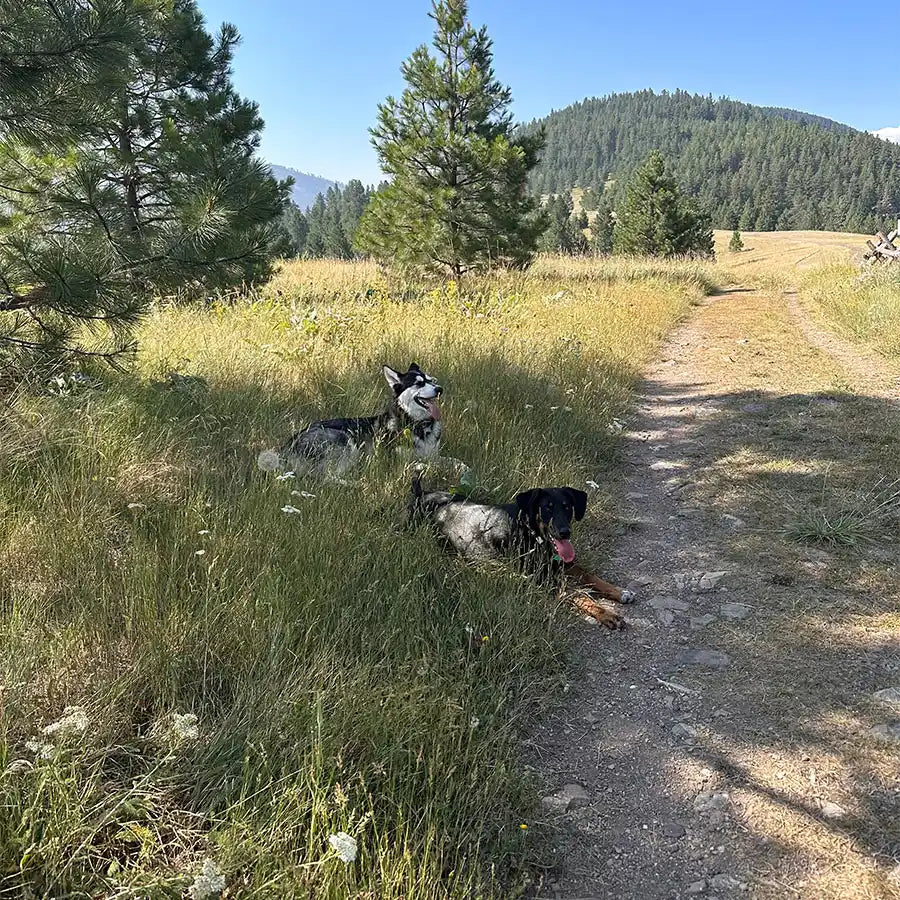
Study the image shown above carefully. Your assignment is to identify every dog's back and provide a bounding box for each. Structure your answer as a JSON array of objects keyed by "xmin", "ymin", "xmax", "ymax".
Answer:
[{"xmin": 410, "ymin": 477, "xmax": 514, "ymax": 561}]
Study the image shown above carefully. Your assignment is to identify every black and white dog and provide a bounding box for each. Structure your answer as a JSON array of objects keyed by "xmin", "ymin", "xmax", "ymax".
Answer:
[
  {"xmin": 410, "ymin": 478, "xmax": 633, "ymax": 628},
  {"xmin": 258, "ymin": 363, "xmax": 443, "ymax": 475}
]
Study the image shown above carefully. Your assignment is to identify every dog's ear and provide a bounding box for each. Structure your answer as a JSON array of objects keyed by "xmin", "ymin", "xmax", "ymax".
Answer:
[
  {"xmin": 563, "ymin": 488, "xmax": 588, "ymax": 521},
  {"xmin": 383, "ymin": 365, "xmax": 403, "ymax": 394},
  {"xmin": 408, "ymin": 362, "xmax": 421, "ymax": 373},
  {"xmin": 515, "ymin": 489, "xmax": 542, "ymax": 517}
]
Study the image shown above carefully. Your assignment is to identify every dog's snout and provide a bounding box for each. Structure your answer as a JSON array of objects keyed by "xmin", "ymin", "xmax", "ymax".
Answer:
[{"xmin": 435, "ymin": 384, "xmax": 443, "ymax": 396}]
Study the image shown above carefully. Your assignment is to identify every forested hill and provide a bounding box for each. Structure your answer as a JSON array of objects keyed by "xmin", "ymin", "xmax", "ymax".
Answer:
[{"xmin": 523, "ymin": 90, "xmax": 900, "ymax": 233}]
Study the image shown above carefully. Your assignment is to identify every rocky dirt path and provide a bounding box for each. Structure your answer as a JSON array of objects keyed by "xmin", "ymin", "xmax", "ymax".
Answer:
[{"xmin": 530, "ymin": 283, "xmax": 900, "ymax": 900}]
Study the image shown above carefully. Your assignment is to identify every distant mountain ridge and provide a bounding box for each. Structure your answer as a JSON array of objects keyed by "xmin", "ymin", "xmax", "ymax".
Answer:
[
  {"xmin": 523, "ymin": 89, "xmax": 900, "ymax": 233},
  {"xmin": 268, "ymin": 164, "xmax": 337, "ymax": 210}
]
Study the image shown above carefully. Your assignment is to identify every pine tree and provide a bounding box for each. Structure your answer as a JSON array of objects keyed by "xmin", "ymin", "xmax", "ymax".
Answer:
[
  {"xmin": 340, "ymin": 180, "xmax": 370, "ymax": 249},
  {"xmin": 322, "ymin": 186, "xmax": 351, "ymax": 258},
  {"xmin": 281, "ymin": 204, "xmax": 309, "ymax": 256},
  {"xmin": 304, "ymin": 195, "xmax": 327, "ymax": 256},
  {"xmin": 613, "ymin": 151, "xmax": 714, "ymax": 258},
  {"xmin": 356, "ymin": 0, "xmax": 545, "ymax": 276},
  {"xmin": 540, "ymin": 194, "xmax": 572, "ymax": 252},
  {"xmin": 0, "ymin": 0, "xmax": 287, "ymax": 366},
  {"xmin": 590, "ymin": 198, "xmax": 614, "ymax": 254},
  {"xmin": 728, "ymin": 229, "xmax": 744, "ymax": 252}
]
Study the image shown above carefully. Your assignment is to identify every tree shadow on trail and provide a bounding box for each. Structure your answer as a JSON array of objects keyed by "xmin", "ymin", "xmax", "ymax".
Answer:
[
  {"xmin": 530, "ymin": 375, "xmax": 900, "ymax": 897},
  {"xmin": 617, "ymin": 375, "xmax": 900, "ymax": 887}
]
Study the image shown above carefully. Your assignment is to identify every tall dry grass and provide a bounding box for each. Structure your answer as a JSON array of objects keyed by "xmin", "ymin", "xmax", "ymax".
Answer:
[
  {"xmin": 0, "ymin": 255, "xmax": 712, "ymax": 897},
  {"xmin": 803, "ymin": 263, "xmax": 900, "ymax": 358}
]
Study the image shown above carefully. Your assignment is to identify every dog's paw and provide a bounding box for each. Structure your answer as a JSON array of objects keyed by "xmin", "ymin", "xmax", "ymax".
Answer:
[
  {"xmin": 619, "ymin": 588, "xmax": 636, "ymax": 605},
  {"xmin": 597, "ymin": 608, "xmax": 626, "ymax": 630}
]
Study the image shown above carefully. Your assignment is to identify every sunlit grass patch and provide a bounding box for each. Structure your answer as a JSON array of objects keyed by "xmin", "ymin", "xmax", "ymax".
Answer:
[
  {"xmin": 805, "ymin": 263, "xmax": 900, "ymax": 358},
  {"xmin": 785, "ymin": 475, "xmax": 900, "ymax": 548}
]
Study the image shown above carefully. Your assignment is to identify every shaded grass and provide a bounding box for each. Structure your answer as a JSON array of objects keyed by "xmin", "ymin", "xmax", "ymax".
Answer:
[{"xmin": 0, "ymin": 256, "xmax": 711, "ymax": 897}]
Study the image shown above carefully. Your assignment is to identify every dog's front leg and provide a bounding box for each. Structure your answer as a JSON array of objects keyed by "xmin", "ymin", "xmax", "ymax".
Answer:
[
  {"xmin": 565, "ymin": 563, "xmax": 634, "ymax": 604},
  {"xmin": 570, "ymin": 593, "xmax": 625, "ymax": 629}
]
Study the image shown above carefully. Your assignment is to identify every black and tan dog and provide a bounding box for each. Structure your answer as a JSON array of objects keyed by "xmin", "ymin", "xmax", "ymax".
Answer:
[
  {"xmin": 410, "ymin": 478, "xmax": 633, "ymax": 628},
  {"xmin": 259, "ymin": 363, "xmax": 443, "ymax": 475}
]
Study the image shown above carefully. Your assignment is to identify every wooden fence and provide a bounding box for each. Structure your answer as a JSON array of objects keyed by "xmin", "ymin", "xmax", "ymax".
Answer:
[{"xmin": 865, "ymin": 219, "xmax": 900, "ymax": 263}]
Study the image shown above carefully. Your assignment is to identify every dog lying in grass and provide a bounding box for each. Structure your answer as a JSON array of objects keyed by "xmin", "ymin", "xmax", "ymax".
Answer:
[
  {"xmin": 410, "ymin": 478, "xmax": 633, "ymax": 628},
  {"xmin": 259, "ymin": 363, "xmax": 443, "ymax": 475}
]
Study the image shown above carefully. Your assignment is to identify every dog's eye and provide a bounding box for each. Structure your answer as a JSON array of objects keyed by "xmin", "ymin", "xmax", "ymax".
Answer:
[{"xmin": 416, "ymin": 376, "xmax": 425, "ymax": 385}]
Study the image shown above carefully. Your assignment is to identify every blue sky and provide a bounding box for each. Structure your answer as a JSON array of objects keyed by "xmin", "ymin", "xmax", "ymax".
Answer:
[{"xmin": 198, "ymin": 0, "xmax": 897, "ymax": 185}]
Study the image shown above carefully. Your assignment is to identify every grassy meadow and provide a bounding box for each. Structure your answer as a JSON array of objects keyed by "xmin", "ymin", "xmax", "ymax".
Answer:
[
  {"xmin": 713, "ymin": 228, "xmax": 900, "ymax": 358},
  {"xmin": 0, "ymin": 256, "xmax": 710, "ymax": 897},
  {"xmin": 803, "ymin": 264, "xmax": 900, "ymax": 358}
]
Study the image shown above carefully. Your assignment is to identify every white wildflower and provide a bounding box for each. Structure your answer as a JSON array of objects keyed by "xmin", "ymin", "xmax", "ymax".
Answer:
[
  {"xmin": 464, "ymin": 623, "xmax": 474, "ymax": 636},
  {"xmin": 274, "ymin": 471, "xmax": 295, "ymax": 481},
  {"xmin": 290, "ymin": 490, "xmax": 317, "ymax": 499},
  {"xmin": 281, "ymin": 505, "xmax": 302, "ymax": 515},
  {"xmin": 198, "ymin": 529, "xmax": 211, "ymax": 535},
  {"xmin": 563, "ymin": 406, "xmax": 573, "ymax": 412},
  {"xmin": 25, "ymin": 740, "xmax": 54, "ymax": 760},
  {"xmin": 586, "ymin": 480, "xmax": 600, "ymax": 490},
  {"xmin": 171, "ymin": 712, "xmax": 199, "ymax": 743},
  {"xmin": 470, "ymin": 716, "xmax": 480, "ymax": 729},
  {"xmin": 524, "ymin": 403, "xmax": 534, "ymax": 409},
  {"xmin": 43, "ymin": 706, "xmax": 88, "ymax": 739},
  {"xmin": 328, "ymin": 831, "xmax": 357, "ymax": 864},
  {"xmin": 550, "ymin": 406, "xmax": 559, "ymax": 411},
  {"xmin": 195, "ymin": 549, "xmax": 206, "ymax": 556},
  {"xmin": 188, "ymin": 857, "xmax": 226, "ymax": 900}
]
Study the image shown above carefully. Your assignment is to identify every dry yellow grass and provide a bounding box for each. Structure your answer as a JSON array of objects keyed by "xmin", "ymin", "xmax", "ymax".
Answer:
[{"xmin": 0, "ymin": 254, "xmax": 710, "ymax": 897}]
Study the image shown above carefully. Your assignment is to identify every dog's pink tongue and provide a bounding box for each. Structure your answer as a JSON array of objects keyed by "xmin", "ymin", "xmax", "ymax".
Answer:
[
  {"xmin": 425, "ymin": 399, "xmax": 442, "ymax": 421},
  {"xmin": 553, "ymin": 538, "xmax": 576, "ymax": 563}
]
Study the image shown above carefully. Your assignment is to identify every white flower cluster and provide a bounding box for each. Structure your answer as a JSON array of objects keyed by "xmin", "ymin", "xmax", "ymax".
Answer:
[
  {"xmin": 43, "ymin": 706, "xmax": 89, "ymax": 739},
  {"xmin": 25, "ymin": 740, "xmax": 54, "ymax": 760},
  {"xmin": 171, "ymin": 712, "xmax": 199, "ymax": 743},
  {"xmin": 188, "ymin": 858, "xmax": 226, "ymax": 900},
  {"xmin": 328, "ymin": 831, "xmax": 357, "ymax": 864}
]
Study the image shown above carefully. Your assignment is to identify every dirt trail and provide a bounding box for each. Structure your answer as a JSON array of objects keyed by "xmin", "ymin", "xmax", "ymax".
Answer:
[{"xmin": 531, "ymin": 280, "xmax": 900, "ymax": 900}]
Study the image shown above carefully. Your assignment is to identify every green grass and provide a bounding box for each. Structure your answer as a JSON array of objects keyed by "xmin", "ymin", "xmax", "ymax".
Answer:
[{"xmin": 0, "ymin": 257, "xmax": 710, "ymax": 897}]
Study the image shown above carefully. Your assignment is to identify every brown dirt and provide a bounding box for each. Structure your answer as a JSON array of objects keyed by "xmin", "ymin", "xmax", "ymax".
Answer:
[{"xmin": 529, "ymin": 277, "xmax": 900, "ymax": 900}]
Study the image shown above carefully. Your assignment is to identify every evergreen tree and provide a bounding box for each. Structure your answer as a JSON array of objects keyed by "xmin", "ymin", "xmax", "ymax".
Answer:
[
  {"xmin": 590, "ymin": 198, "xmax": 615, "ymax": 254},
  {"xmin": 613, "ymin": 151, "xmax": 714, "ymax": 258},
  {"xmin": 356, "ymin": 0, "xmax": 545, "ymax": 276},
  {"xmin": 281, "ymin": 203, "xmax": 309, "ymax": 255},
  {"xmin": 541, "ymin": 194, "xmax": 571, "ymax": 252},
  {"xmin": 323, "ymin": 186, "xmax": 352, "ymax": 258},
  {"xmin": 298, "ymin": 183, "xmax": 374, "ymax": 259},
  {"xmin": 340, "ymin": 179, "xmax": 370, "ymax": 249},
  {"xmin": 729, "ymin": 229, "xmax": 744, "ymax": 252},
  {"xmin": 0, "ymin": 0, "xmax": 286, "ymax": 365},
  {"xmin": 304, "ymin": 194, "xmax": 327, "ymax": 256},
  {"xmin": 539, "ymin": 193, "xmax": 589, "ymax": 255}
]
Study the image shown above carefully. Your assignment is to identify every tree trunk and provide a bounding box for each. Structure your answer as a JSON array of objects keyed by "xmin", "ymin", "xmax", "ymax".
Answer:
[{"xmin": 118, "ymin": 100, "xmax": 140, "ymax": 233}]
